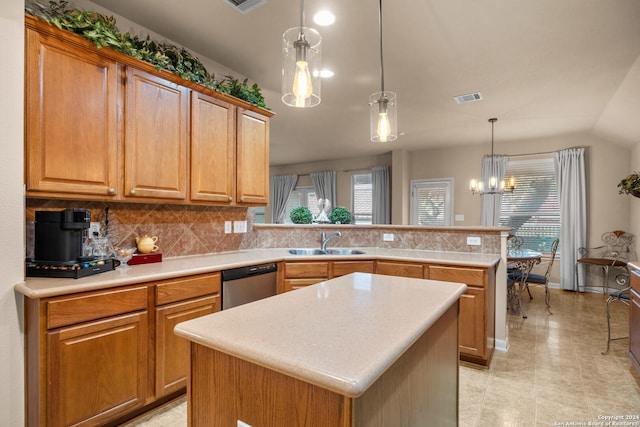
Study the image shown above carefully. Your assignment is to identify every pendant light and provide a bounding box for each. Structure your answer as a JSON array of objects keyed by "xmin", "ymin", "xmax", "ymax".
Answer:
[
  {"xmin": 369, "ymin": 0, "xmax": 397, "ymax": 142},
  {"xmin": 469, "ymin": 118, "xmax": 516, "ymax": 195},
  {"xmin": 282, "ymin": 0, "xmax": 321, "ymax": 108}
]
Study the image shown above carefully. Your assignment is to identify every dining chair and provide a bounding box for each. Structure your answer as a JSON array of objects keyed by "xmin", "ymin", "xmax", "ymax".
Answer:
[
  {"xmin": 575, "ymin": 230, "xmax": 635, "ymax": 293},
  {"xmin": 509, "ymin": 238, "xmax": 559, "ymax": 314},
  {"xmin": 602, "ymin": 285, "xmax": 631, "ymax": 354}
]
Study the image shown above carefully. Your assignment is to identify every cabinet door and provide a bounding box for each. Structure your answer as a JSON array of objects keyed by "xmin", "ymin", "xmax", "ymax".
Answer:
[
  {"xmin": 375, "ymin": 261, "xmax": 424, "ymax": 278},
  {"xmin": 236, "ymin": 108, "xmax": 269, "ymax": 205},
  {"xmin": 47, "ymin": 311, "xmax": 148, "ymax": 427},
  {"xmin": 124, "ymin": 67, "xmax": 188, "ymax": 200},
  {"xmin": 190, "ymin": 92, "xmax": 236, "ymax": 203},
  {"xmin": 25, "ymin": 28, "xmax": 119, "ymax": 198},
  {"xmin": 458, "ymin": 287, "xmax": 486, "ymax": 358},
  {"xmin": 156, "ymin": 295, "xmax": 220, "ymax": 397}
]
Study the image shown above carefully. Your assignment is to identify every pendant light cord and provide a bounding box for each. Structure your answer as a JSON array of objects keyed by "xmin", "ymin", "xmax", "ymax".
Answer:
[
  {"xmin": 300, "ymin": 0, "xmax": 305, "ymax": 28},
  {"xmin": 378, "ymin": 0, "xmax": 385, "ymax": 93}
]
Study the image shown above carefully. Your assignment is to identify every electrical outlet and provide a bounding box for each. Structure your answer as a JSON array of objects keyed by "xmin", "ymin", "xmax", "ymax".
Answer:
[
  {"xmin": 89, "ymin": 222, "xmax": 101, "ymax": 236},
  {"xmin": 383, "ymin": 233, "xmax": 395, "ymax": 242},
  {"xmin": 224, "ymin": 221, "xmax": 232, "ymax": 234},
  {"xmin": 233, "ymin": 220, "xmax": 247, "ymax": 233},
  {"xmin": 467, "ymin": 236, "xmax": 481, "ymax": 246}
]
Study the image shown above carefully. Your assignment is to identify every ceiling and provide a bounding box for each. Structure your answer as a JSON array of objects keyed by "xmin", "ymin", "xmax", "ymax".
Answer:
[{"xmin": 90, "ymin": 0, "xmax": 640, "ymax": 166}]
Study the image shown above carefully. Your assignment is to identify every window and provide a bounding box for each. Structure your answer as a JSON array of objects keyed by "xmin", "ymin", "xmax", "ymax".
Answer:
[
  {"xmin": 410, "ymin": 179, "xmax": 454, "ymax": 226},
  {"xmin": 499, "ymin": 157, "xmax": 559, "ymax": 254},
  {"xmin": 283, "ymin": 187, "xmax": 318, "ymax": 223},
  {"xmin": 352, "ymin": 174, "xmax": 372, "ymax": 224}
]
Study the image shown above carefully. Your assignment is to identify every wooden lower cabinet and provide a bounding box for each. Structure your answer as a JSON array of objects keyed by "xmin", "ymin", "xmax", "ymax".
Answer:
[
  {"xmin": 428, "ymin": 264, "xmax": 495, "ymax": 366},
  {"xmin": 630, "ymin": 270, "xmax": 640, "ymax": 372},
  {"xmin": 26, "ymin": 274, "xmax": 221, "ymax": 427},
  {"xmin": 47, "ymin": 311, "xmax": 148, "ymax": 426},
  {"xmin": 282, "ymin": 259, "xmax": 495, "ymax": 366},
  {"xmin": 155, "ymin": 295, "xmax": 220, "ymax": 397}
]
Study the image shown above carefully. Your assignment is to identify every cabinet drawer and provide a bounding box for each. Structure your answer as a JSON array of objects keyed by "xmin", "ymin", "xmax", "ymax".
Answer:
[
  {"xmin": 375, "ymin": 261, "xmax": 423, "ymax": 278},
  {"xmin": 332, "ymin": 261, "xmax": 375, "ymax": 277},
  {"xmin": 284, "ymin": 278, "xmax": 325, "ymax": 292},
  {"xmin": 156, "ymin": 273, "xmax": 221, "ymax": 305},
  {"xmin": 285, "ymin": 262, "xmax": 329, "ymax": 278},
  {"xmin": 47, "ymin": 286, "xmax": 147, "ymax": 330},
  {"xmin": 428, "ymin": 265, "xmax": 485, "ymax": 287}
]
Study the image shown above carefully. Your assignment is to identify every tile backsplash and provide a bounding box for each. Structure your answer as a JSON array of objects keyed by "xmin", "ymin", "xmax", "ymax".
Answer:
[{"xmin": 26, "ymin": 199, "xmax": 256, "ymax": 259}]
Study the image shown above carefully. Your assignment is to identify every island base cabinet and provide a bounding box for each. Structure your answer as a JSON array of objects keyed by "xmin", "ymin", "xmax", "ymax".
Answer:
[
  {"xmin": 46, "ymin": 311, "xmax": 148, "ymax": 427},
  {"xmin": 187, "ymin": 303, "xmax": 459, "ymax": 427}
]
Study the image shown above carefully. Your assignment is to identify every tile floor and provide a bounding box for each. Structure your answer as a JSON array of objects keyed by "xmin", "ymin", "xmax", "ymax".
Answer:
[{"xmin": 122, "ymin": 286, "xmax": 640, "ymax": 427}]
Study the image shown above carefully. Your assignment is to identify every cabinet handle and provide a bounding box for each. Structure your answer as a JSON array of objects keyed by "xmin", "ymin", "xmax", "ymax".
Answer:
[
  {"xmin": 130, "ymin": 189, "xmax": 136, "ymax": 195},
  {"xmin": 108, "ymin": 188, "xmax": 116, "ymax": 195},
  {"xmin": 228, "ymin": 196, "xmax": 233, "ymax": 202},
  {"xmin": 240, "ymin": 197, "xmax": 244, "ymax": 202}
]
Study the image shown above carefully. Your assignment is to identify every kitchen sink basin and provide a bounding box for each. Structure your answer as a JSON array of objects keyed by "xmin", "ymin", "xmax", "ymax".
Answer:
[
  {"xmin": 287, "ymin": 248, "xmax": 367, "ymax": 256},
  {"xmin": 325, "ymin": 249, "xmax": 366, "ymax": 255},
  {"xmin": 288, "ymin": 249, "xmax": 327, "ymax": 255}
]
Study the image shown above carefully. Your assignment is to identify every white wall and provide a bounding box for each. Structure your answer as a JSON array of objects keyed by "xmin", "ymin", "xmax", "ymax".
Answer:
[{"xmin": 0, "ymin": 0, "xmax": 25, "ymax": 425}]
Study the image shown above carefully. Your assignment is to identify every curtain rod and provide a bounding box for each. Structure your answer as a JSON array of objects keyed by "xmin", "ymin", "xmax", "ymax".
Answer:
[{"xmin": 507, "ymin": 146, "xmax": 587, "ymax": 158}]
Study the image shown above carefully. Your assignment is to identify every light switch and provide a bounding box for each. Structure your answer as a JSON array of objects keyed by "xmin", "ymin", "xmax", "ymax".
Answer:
[
  {"xmin": 383, "ymin": 233, "xmax": 395, "ymax": 241},
  {"xmin": 224, "ymin": 221, "xmax": 232, "ymax": 234}
]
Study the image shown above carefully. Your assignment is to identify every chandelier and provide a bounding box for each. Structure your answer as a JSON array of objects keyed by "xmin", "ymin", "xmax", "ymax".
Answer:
[{"xmin": 470, "ymin": 118, "xmax": 516, "ymax": 195}]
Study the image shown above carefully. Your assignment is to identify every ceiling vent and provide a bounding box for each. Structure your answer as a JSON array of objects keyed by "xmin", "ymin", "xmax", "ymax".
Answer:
[
  {"xmin": 454, "ymin": 92, "xmax": 483, "ymax": 104},
  {"xmin": 223, "ymin": 0, "xmax": 267, "ymax": 13}
]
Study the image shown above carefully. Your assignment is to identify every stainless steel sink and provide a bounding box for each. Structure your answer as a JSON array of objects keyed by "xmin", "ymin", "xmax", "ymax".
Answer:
[
  {"xmin": 325, "ymin": 249, "xmax": 366, "ymax": 255},
  {"xmin": 287, "ymin": 248, "xmax": 367, "ymax": 256},
  {"xmin": 288, "ymin": 249, "xmax": 327, "ymax": 255}
]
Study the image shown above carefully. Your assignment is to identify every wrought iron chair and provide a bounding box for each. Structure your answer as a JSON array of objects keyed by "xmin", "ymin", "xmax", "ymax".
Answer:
[
  {"xmin": 509, "ymin": 238, "xmax": 559, "ymax": 314},
  {"xmin": 602, "ymin": 285, "xmax": 631, "ymax": 354},
  {"xmin": 575, "ymin": 231, "xmax": 635, "ymax": 293}
]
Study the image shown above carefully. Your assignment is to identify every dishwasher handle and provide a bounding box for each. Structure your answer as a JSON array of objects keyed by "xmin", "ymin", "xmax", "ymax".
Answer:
[{"xmin": 222, "ymin": 263, "xmax": 278, "ymax": 281}]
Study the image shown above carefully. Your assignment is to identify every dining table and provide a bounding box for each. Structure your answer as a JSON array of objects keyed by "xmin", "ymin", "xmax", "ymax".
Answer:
[{"xmin": 507, "ymin": 248, "xmax": 543, "ymax": 318}]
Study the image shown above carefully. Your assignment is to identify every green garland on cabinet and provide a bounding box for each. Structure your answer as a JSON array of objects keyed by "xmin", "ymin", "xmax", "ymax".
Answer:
[{"xmin": 25, "ymin": 0, "xmax": 267, "ymax": 109}]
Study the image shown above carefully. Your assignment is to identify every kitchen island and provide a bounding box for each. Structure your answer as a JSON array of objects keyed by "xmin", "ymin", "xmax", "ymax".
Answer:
[{"xmin": 175, "ymin": 272, "xmax": 467, "ymax": 426}]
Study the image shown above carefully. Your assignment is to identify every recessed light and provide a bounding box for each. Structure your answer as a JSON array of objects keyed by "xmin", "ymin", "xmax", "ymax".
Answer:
[
  {"xmin": 313, "ymin": 69, "xmax": 335, "ymax": 78},
  {"xmin": 313, "ymin": 10, "xmax": 335, "ymax": 26}
]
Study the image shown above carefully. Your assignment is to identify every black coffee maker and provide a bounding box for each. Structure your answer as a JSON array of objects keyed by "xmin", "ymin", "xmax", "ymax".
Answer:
[{"xmin": 34, "ymin": 208, "xmax": 90, "ymax": 262}]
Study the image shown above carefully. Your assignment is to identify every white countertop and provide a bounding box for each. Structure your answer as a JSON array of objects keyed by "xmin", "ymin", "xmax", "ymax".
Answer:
[
  {"xmin": 174, "ymin": 272, "xmax": 467, "ymax": 397},
  {"xmin": 15, "ymin": 247, "xmax": 499, "ymax": 298}
]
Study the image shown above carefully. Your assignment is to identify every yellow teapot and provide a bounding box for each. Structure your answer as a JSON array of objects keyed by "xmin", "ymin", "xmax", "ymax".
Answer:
[{"xmin": 136, "ymin": 235, "xmax": 158, "ymax": 254}]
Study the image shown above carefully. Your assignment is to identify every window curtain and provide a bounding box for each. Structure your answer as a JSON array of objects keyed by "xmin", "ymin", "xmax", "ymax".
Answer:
[
  {"xmin": 372, "ymin": 166, "xmax": 390, "ymax": 224},
  {"xmin": 310, "ymin": 171, "xmax": 336, "ymax": 208},
  {"xmin": 554, "ymin": 148, "xmax": 586, "ymax": 290},
  {"xmin": 270, "ymin": 174, "xmax": 298, "ymax": 224},
  {"xmin": 480, "ymin": 155, "xmax": 509, "ymax": 226}
]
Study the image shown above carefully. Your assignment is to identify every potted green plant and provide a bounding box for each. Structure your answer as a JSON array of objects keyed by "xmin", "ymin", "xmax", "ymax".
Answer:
[
  {"xmin": 617, "ymin": 172, "xmax": 640, "ymax": 197},
  {"xmin": 329, "ymin": 206, "xmax": 352, "ymax": 224},
  {"xmin": 290, "ymin": 206, "xmax": 313, "ymax": 224}
]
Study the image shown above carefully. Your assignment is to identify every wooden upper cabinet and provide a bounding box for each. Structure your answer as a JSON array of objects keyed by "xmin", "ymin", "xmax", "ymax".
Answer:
[
  {"xmin": 124, "ymin": 67, "xmax": 189, "ymax": 201},
  {"xmin": 237, "ymin": 108, "xmax": 270, "ymax": 205},
  {"xmin": 25, "ymin": 27, "xmax": 119, "ymax": 198},
  {"xmin": 190, "ymin": 91, "xmax": 236, "ymax": 203}
]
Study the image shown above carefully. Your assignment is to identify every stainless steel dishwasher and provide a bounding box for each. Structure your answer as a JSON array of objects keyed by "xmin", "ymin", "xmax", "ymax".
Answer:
[{"xmin": 221, "ymin": 262, "xmax": 278, "ymax": 309}]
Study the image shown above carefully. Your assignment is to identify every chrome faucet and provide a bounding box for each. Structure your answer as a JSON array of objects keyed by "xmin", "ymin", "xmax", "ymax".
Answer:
[{"xmin": 320, "ymin": 231, "xmax": 341, "ymax": 252}]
